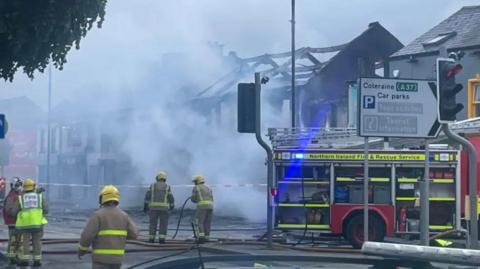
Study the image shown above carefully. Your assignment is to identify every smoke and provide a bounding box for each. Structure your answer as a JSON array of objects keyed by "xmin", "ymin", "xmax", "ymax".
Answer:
[
  {"xmin": 114, "ymin": 44, "xmax": 284, "ymax": 222},
  {"xmin": 1, "ymin": 0, "xmax": 479, "ymax": 221}
]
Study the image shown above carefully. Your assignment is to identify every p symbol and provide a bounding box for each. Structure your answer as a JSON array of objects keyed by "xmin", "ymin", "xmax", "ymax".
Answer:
[{"xmin": 363, "ymin": 95, "xmax": 375, "ymax": 109}]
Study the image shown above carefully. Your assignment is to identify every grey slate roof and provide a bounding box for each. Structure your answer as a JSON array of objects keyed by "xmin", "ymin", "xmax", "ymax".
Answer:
[{"xmin": 390, "ymin": 5, "xmax": 480, "ymax": 58}]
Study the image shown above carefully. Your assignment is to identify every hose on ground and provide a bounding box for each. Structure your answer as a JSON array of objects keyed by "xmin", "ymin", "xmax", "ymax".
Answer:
[{"xmin": 172, "ymin": 196, "xmax": 192, "ymax": 239}]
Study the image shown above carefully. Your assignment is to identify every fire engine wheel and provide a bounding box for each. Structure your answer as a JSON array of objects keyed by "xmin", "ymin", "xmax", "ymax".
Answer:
[{"xmin": 345, "ymin": 214, "xmax": 385, "ymax": 249}]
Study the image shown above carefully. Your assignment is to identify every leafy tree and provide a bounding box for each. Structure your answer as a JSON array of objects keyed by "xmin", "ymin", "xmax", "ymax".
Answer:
[{"xmin": 0, "ymin": 0, "xmax": 107, "ymax": 81}]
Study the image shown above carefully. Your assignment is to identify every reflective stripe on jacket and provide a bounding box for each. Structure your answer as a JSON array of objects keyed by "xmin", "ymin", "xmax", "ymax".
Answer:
[
  {"xmin": 191, "ymin": 184, "xmax": 213, "ymax": 209},
  {"xmin": 145, "ymin": 182, "xmax": 174, "ymax": 211},
  {"xmin": 79, "ymin": 205, "xmax": 138, "ymax": 265},
  {"xmin": 16, "ymin": 192, "xmax": 45, "ymax": 231}
]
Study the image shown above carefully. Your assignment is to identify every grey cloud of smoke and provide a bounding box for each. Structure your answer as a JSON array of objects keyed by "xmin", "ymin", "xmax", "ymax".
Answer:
[{"xmin": 1, "ymin": 0, "xmax": 479, "ymax": 221}]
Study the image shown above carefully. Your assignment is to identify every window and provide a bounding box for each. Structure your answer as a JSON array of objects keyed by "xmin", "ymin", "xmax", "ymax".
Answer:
[
  {"xmin": 475, "ymin": 85, "xmax": 480, "ymax": 102},
  {"xmin": 422, "ymin": 32, "xmax": 456, "ymax": 46},
  {"xmin": 347, "ymin": 82, "xmax": 358, "ymax": 128},
  {"xmin": 475, "ymin": 85, "xmax": 480, "ymax": 117},
  {"xmin": 65, "ymin": 125, "xmax": 82, "ymax": 147},
  {"xmin": 40, "ymin": 128, "xmax": 46, "ymax": 153},
  {"xmin": 50, "ymin": 126, "xmax": 57, "ymax": 153}
]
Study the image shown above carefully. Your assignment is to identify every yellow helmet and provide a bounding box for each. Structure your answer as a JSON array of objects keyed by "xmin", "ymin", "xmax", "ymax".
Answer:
[
  {"xmin": 156, "ymin": 171, "xmax": 167, "ymax": 181},
  {"xmin": 99, "ymin": 185, "xmax": 120, "ymax": 204},
  {"xmin": 23, "ymin": 178, "xmax": 36, "ymax": 192},
  {"xmin": 192, "ymin": 175, "xmax": 205, "ymax": 184}
]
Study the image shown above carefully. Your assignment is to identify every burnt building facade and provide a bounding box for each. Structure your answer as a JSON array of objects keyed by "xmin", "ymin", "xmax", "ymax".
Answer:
[{"xmin": 194, "ymin": 22, "xmax": 403, "ymax": 129}]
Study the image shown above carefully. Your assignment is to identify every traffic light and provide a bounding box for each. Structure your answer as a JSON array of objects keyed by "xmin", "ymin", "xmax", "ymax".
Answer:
[
  {"xmin": 437, "ymin": 58, "xmax": 464, "ymax": 123},
  {"xmin": 237, "ymin": 83, "xmax": 257, "ymax": 133}
]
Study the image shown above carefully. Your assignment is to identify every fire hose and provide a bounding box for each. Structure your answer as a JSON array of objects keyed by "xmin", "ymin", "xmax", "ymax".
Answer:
[{"xmin": 172, "ymin": 196, "xmax": 193, "ymax": 239}]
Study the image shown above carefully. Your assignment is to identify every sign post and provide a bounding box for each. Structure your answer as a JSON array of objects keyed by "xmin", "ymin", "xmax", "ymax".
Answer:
[
  {"xmin": 358, "ymin": 77, "xmax": 441, "ymax": 246},
  {"xmin": 363, "ymin": 137, "xmax": 369, "ymax": 242}
]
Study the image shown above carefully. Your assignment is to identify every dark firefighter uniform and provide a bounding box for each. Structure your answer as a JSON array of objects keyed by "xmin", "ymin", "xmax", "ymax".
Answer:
[
  {"xmin": 2, "ymin": 177, "xmax": 23, "ymax": 265},
  {"xmin": 13, "ymin": 178, "xmax": 48, "ymax": 267},
  {"xmin": 144, "ymin": 171, "xmax": 174, "ymax": 243},
  {"xmin": 79, "ymin": 185, "xmax": 138, "ymax": 269},
  {"xmin": 191, "ymin": 175, "xmax": 213, "ymax": 242}
]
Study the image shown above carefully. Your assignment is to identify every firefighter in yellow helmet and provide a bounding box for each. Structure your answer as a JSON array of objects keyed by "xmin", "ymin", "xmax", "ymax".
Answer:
[
  {"xmin": 78, "ymin": 185, "xmax": 138, "ymax": 269},
  {"xmin": 144, "ymin": 171, "xmax": 174, "ymax": 243},
  {"xmin": 191, "ymin": 175, "xmax": 213, "ymax": 243},
  {"xmin": 12, "ymin": 178, "xmax": 48, "ymax": 267}
]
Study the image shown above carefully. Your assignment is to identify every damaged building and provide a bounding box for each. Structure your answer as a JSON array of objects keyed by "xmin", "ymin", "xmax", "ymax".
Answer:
[{"xmin": 193, "ymin": 22, "xmax": 403, "ymax": 128}]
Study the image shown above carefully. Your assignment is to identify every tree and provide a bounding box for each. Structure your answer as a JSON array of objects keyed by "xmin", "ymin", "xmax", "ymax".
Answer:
[{"xmin": 0, "ymin": 0, "xmax": 107, "ymax": 81}]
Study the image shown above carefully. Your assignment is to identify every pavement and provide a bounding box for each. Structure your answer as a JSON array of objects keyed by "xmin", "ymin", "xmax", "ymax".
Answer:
[{"xmin": 0, "ymin": 208, "xmax": 478, "ymax": 268}]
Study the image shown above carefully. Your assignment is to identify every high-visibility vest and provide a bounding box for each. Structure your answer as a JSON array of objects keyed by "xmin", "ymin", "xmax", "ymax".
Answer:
[
  {"xmin": 149, "ymin": 183, "xmax": 169, "ymax": 209},
  {"xmin": 16, "ymin": 192, "xmax": 45, "ymax": 230},
  {"xmin": 195, "ymin": 185, "xmax": 213, "ymax": 209}
]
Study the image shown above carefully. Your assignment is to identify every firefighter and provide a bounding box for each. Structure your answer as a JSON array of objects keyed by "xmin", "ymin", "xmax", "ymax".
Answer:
[
  {"xmin": 144, "ymin": 171, "xmax": 174, "ymax": 243},
  {"xmin": 2, "ymin": 177, "xmax": 23, "ymax": 265},
  {"xmin": 79, "ymin": 185, "xmax": 138, "ymax": 269},
  {"xmin": 0, "ymin": 176, "xmax": 6, "ymax": 200},
  {"xmin": 13, "ymin": 178, "xmax": 48, "ymax": 267},
  {"xmin": 191, "ymin": 175, "xmax": 213, "ymax": 243}
]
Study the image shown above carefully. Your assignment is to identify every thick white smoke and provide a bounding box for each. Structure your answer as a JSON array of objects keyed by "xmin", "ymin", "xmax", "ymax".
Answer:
[{"xmin": 1, "ymin": 0, "xmax": 477, "ymax": 221}]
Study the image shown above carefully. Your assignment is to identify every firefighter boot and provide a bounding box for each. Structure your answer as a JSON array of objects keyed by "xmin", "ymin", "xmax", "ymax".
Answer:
[
  {"xmin": 17, "ymin": 261, "xmax": 29, "ymax": 267},
  {"xmin": 33, "ymin": 260, "xmax": 42, "ymax": 267}
]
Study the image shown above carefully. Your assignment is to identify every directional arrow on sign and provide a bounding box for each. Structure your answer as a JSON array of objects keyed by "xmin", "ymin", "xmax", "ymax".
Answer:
[{"xmin": 428, "ymin": 82, "xmax": 441, "ymax": 137}]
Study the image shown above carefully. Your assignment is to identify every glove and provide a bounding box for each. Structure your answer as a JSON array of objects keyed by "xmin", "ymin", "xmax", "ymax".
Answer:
[
  {"xmin": 143, "ymin": 203, "xmax": 149, "ymax": 214},
  {"xmin": 169, "ymin": 204, "xmax": 174, "ymax": 211}
]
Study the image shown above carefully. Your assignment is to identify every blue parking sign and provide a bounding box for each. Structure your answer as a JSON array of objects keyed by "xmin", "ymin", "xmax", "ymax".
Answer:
[{"xmin": 363, "ymin": 95, "xmax": 376, "ymax": 109}]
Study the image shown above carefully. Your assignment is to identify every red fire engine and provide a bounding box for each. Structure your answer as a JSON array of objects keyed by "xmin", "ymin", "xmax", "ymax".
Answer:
[{"xmin": 269, "ymin": 126, "xmax": 480, "ymax": 248}]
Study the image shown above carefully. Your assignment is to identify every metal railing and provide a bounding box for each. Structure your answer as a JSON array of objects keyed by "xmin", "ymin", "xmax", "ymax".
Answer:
[{"xmin": 268, "ymin": 117, "xmax": 480, "ymax": 149}]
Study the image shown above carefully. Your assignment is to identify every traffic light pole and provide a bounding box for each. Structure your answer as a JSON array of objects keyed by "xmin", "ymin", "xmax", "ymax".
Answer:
[
  {"xmin": 254, "ymin": 72, "xmax": 274, "ymax": 249},
  {"xmin": 442, "ymin": 124, "xmax": 478, "ymax": 248}
]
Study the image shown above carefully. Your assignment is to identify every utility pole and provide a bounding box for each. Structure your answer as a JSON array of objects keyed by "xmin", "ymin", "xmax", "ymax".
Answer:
[
  {"xmin": 254, "ymin": 73, "xmax": 274, "ymax": 248},
  {"xmin": 291, "ymin": 0, "xmax": 296, "ymax": 127},
  {"xmin": 46, "ymin": 64, "xmax": 52, "ymax": 202}
]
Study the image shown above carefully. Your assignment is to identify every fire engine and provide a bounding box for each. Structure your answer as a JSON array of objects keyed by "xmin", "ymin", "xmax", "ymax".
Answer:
[{"xmin": 268, "ymin": 119, "xmax": 480, "ymax": 248}]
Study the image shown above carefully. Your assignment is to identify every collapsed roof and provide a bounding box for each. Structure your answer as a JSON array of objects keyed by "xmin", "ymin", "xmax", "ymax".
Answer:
[{"xmin": 194, "ymin": 22, "xmax": 403, "ymax": 104}]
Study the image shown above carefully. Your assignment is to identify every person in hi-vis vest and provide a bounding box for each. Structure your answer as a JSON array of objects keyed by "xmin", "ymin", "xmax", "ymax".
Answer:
[
  {"xmin": 13, "ymin": 178, "xmax": 48, "ymax": 267},
  {"xmin": 144, "ymin": 171, "xmax": 174, "ymax": 243},
  {"xmin": 191, "ymin": 175, "xmax": 213, "ymax": 243}
]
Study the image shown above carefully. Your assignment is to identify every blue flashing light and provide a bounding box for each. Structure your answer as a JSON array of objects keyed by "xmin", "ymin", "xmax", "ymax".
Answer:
[{"xmin": 293, "ymin": 153, "xmax": 304, "ymax": 159}]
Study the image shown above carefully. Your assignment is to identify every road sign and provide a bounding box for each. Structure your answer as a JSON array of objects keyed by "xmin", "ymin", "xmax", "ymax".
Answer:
[
  {"xmin": 358, "ymin": 78, "xmax": 440, "ymax": 138},
  {"xmin": 0, "ymin": 114, "xmax": 8, "ymax": 139}
]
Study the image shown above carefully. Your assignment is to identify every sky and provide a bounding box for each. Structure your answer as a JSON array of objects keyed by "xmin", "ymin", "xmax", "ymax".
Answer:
[{"xmin": 1, "ymin": 0, "xmax": 478, "ymax": 109}]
